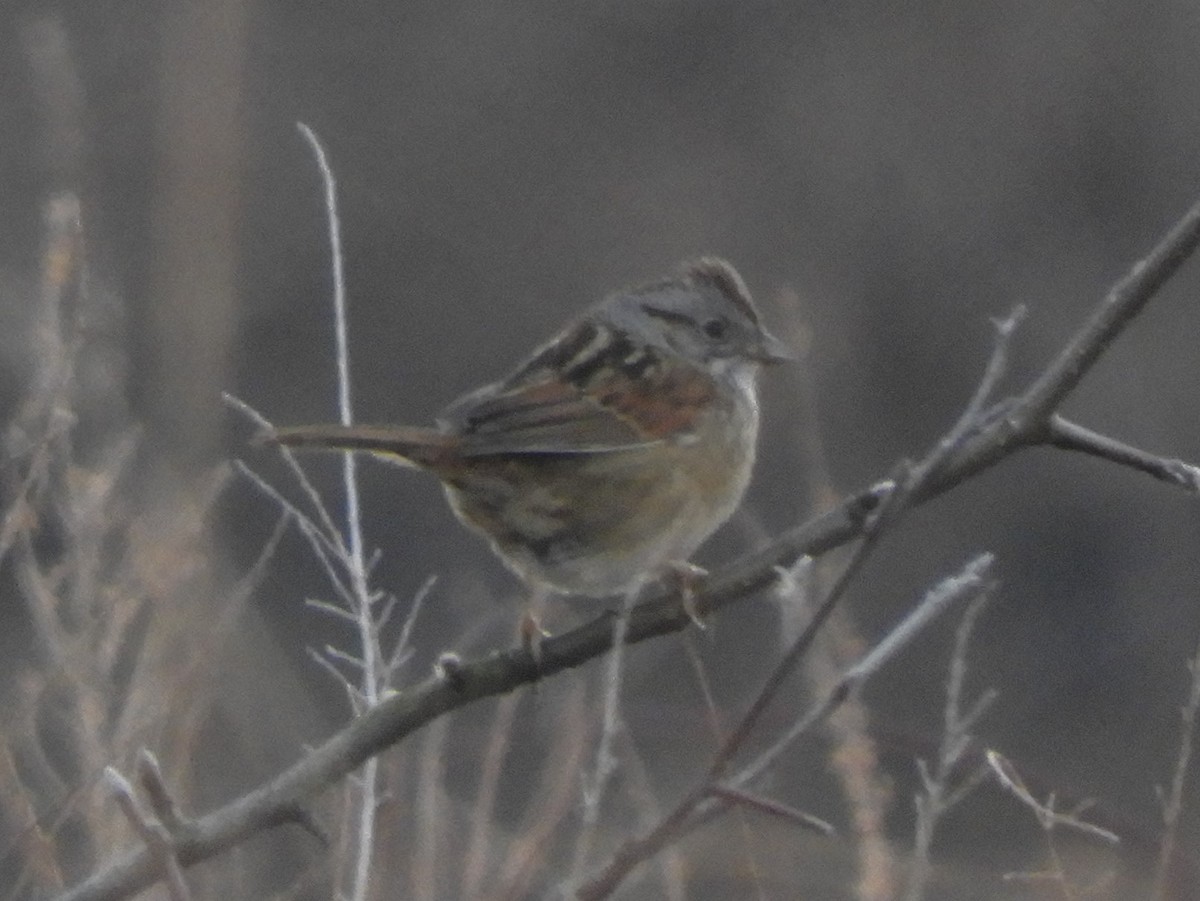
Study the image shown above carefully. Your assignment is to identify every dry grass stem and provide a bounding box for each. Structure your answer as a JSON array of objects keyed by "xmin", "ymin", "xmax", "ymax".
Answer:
[
  {"xmin": 905, "ymin": 592, "xmax": 997, "ymax": 901},
  {"xmin": 1151, "ymin": 632, "xmax": 1200, "ymax": 899}
]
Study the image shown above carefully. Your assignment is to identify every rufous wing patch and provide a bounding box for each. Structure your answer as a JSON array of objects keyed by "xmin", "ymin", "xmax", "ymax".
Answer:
[{"xmin": 596, "ymin": 364, "xmax": 716, "ymax": 439}]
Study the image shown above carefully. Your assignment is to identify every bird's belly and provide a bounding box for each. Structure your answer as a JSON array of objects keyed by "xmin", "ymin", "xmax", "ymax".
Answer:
[{"xmin": 443, "ymin": 420, "xmax": 756, "ymax": 597}]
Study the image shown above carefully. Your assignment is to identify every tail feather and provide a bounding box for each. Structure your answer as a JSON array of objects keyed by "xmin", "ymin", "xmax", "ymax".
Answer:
[{"xmin": 264, "ymin": 424, "xmax": 452, "ymax": 467}]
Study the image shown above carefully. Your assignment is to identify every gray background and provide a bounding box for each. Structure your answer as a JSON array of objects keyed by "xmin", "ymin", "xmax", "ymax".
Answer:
[{"xmin": 3, "ymin": 2, "xmax": 1199, "ymax": 897}]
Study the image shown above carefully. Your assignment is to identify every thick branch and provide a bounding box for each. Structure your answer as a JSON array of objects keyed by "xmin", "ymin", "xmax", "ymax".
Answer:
[{"xmin": 1018, "ymin": 193, "xmax": 1200, "ymax": 424}]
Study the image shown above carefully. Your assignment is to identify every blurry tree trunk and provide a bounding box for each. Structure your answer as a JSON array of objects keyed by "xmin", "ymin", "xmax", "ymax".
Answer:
[{"xmin": 148, "ymin": 0, "xmax": 247, "ymax": 467}]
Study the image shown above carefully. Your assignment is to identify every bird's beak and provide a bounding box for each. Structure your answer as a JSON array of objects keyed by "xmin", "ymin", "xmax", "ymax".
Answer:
[{"xmin": 754, "ymin": 329, "xmax": 795, "ymax": 365}]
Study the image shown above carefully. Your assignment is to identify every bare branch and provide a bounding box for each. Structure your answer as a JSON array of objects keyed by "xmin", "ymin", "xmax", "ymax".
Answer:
[
  {"xmin": 224, "ymin": 394, "xmax": 350, "ymax": 560},
  {"xmin": 1017, "ymin": 194, "xmax": 1200, "ymax": 426},
  {"xmin": 735, "ymin": 554, "xmax": 995, "ymax": 794},
  {"xmin": 134, "ymin": 751, "xmax": 182, "ymax": 833},
  {"xmin": 294, "ymin": 121, "xmax": 379, "ymax": 901},
  {"xmin": 707, "ymin": 785, "xmax": 836, "ymax": 837},
  {"xmin": 578, "ymin": 554, "xmax": 994, "ymax": 900},
  {"xmin": 1046, "ymin": 415, "xmax": 1200, "ymax": 491},
  {"xmin": 461, "ymin": 692, "xmax": 522, "ymax": 899},
  {"xmin": 1152, "ymin": 632, "xmax": 1200, "ymax": 899},
  {"xmin": 381, "ymin": 575, "xmax": 435, "ymax": 684},
  {"xmin": 104, "ymin": 768, "xmax": 190, "ymax": 901},
  {"xmin": 906, "ymin": 591, "xmax": 997, "ymax": 901},
  {"xmin": 306, "ymin": 596, "xmax": 360, "ymax": 624},
  {"xmin": 567, "ymin": 589, "xmax": 638, "ymax": 890},
  {"xmin": 231, "ymin": 458, "xmax": 349, "ymax": 587},
  {"xmin": 986, "ymin": 751, "xmax": 1119, "ymax": 845}
]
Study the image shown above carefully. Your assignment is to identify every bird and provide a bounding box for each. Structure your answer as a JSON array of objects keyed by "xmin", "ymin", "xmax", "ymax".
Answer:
[{"xmin": 266, "ymin": 258, "xmax": 789, "ymax": 621}]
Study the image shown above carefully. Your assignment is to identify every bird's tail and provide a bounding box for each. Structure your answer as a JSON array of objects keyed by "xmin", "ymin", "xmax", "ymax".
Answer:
[{"xmin": 262, "ymin": 424, "xmax": 453, "ymax": 468}]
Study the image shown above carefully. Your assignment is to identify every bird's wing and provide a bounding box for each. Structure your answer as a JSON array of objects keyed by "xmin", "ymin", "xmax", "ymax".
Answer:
[{"xmin": 440, "ymin": 320, "xmax": 717, "ymax": 456}]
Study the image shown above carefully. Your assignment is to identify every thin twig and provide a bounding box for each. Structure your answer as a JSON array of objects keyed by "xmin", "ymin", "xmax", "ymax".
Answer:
[
  {"xmin": 567, "ymin": 588, "xmax": 638, "ymax": 891},
  {"xmin": 231, "ymin": 459, "xmax": 351, "ymax": 596},
  {"xmin": 580, "ymin": 554, "xmax": 994, "ymax": 901},
  {"xmin": 925, "ymin": 305, "xmax": 1027, "ymax": 482},
  {"xmin": 461, "ymin": 693, "xmax": 522, "ymax": 899},
  {"xmin": 306, "ymin": 597, "xmax": 360, "ymax": 624},
  {"xmin": 707, "ymin": 785, "xmax": 835, "ymax": 836},
  {"xmin": 104, "ymin": 769, "xmax": 190, "ymax": 901},
  {"xmin": 1151, "ymin": 631, "xmax": 1200, "ymax": 899},
  {"xmin": 732, "ymin": 554, "xmax": 995, "ymax": 793},
  {"xmin": 1018, "ymin": 197, "xmax": 1200, "ymax": 427},
  {"xmin": 224, "ymin": 393, "xmax": 350, "ymax": 560},
  {"xmin": 495, "ymin": 683, "xmax": 592, "ymax": 901},
  {"xmin": 134, "ymin": 751, "xmax": 182, "ymax": 833},
  {"xmin": 986, "ymin": 751, "xmax": 1119, "ymax": 845},
  {"xmin": 1046, "ymin": 416, "xmax": 1200, "ymax": 492},
  {"xmin": 411, "ymin": 718, "xmax": 450, "ymax": 901},
  {"xmin": 382, "ymin": 575, "xmax": 435, "ymax": 684},
  {"xmin": 681, "ymin": 632, "xmax": 766, "ymax": 900},
  {"xmin": 905, "ymin": 591, "xmax": 997, "ymax": 901},
  {"xmin": 323, "ymin": 645, "xmax": 367, "ymax": 671},
  {"xmin": 305, "ymin": 646, "xmax": 365, "ymax": 709},
  {"xmin": 610, "ymin": 727, "xmax": 691, "ymax": 901},
  {"xmin": 296, "ymin": 121, "xmax": 382, "ymax": 901}
]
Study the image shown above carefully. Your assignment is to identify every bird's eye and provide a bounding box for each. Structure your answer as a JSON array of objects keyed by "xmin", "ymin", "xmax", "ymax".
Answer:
[{"xmin": 701, "ymin": 317, "xmax": 729, "ymax": 340}]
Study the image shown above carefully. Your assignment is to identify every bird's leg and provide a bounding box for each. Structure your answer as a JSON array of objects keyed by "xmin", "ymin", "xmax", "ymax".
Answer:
[
  {"xmin": 519, "ymin": 584, "xmax": 552, "ymax": 671},
  {"xmin": 663, "ymin": 561, "xmax": 709, "ymax": 628}
]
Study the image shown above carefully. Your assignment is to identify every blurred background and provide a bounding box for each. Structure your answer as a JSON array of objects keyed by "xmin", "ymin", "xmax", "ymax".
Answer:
[{"xmin": 1, "ymin": 1, "xmax": 1199, "ymax": 898}]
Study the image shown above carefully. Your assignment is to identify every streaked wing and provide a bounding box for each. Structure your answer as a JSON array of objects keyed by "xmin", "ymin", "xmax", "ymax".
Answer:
[
  {"xmin": 439, "ymin": 320, "xmax": 717, "ymax": 456},
  {"xmin": 444, "ymin": 376, "xmax": 650, "ymax": 454}
]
